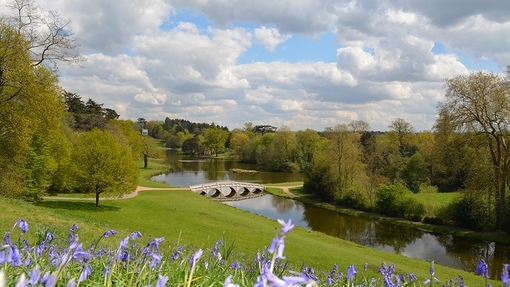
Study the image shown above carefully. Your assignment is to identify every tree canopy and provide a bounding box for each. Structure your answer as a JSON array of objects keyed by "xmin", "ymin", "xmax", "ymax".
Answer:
[{"xmin": 71, "ymin": 129, "xmax": 139, "ymax": 207}]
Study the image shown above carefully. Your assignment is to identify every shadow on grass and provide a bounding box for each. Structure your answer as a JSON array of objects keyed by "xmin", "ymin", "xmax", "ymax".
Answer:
[{"xmin": 35, "ymin": 200, "xmax": 120, "ymax": 212}]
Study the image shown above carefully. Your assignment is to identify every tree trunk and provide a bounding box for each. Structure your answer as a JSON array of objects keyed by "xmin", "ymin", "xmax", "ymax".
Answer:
[
  {"xmin": 95, "ymin": 192, "xmax": 100, "ymax": 207},
  {"xmin": 144, "ymin": 154, "xmax": 148, "ymax": 168}
]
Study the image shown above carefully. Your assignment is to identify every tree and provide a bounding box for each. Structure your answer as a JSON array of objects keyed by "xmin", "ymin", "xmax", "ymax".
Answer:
[
  {"xmin": 203, "ymin": 126, "xmax": 229, "ymax": 156},
  {"xmin": 439, "ymin": 69, "xmax": 510, "ymax": 230},
  {"xmin": 71, "ymin": 129, "xmax": 139, "ymax": 207},
  {"xmin": 0, "ymin": 22, "xmax": 66, "ymax": 200},
  {"xmin": 229, "ymin": 131, "xmax": 251, "ymax": 161},
  {"xmin": 253, "ymin": 125, "xmax": 277, "ymax": 135},
  {"xmin": 296, "ymin": 129, "xmax": 321, "ymax": 172},
  {"xmin": 388, "ymin": 118, "xmax": 416, "ymax": 156},
  {"xmin": 141, "ymin": 137, "xmax": 165, "ymax": 168},
  {"xmin": 267, "ymin": 126, "xmax": 298, "ymax": 171},
  {"xmin": 348, "ymin": 120, "xmax": 370, "ymax": 133},
  {"xmin": 6, "ymin": 0, "xmax": 84, "ymax": 67}
]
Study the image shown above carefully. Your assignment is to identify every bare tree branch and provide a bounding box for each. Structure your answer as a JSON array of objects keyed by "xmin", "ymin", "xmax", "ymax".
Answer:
[{"xmin": 5, "ymin": 0, "xmax": 85, "ymax": 67}]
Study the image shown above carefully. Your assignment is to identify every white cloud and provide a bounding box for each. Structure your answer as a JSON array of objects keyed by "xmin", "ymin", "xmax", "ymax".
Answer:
[
  {"xmin": 27, "ymin": 0, "xmax": 510, "ymax": 132},
  {"xmin": 253, "ymin": 26, "xmax": 291, "ymax": 51}
]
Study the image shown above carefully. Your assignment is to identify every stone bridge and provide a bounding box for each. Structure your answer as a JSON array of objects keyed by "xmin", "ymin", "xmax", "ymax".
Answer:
[{"xmin": 189, "ymin": 181, "xmax": 265, "ymax": 201}]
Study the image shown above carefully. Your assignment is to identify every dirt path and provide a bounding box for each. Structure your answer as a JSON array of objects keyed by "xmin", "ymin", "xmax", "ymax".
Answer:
[
  {"xmin": 43, "ymin": 184, "xmax": 303, "ymax": 201},
  {"xmin": 264, "ymin": 185, "xmax": 302, "ymax": 197},
  {"xmin": 42, "ymin": 186, "xmax": 189, "ymax": 201}
]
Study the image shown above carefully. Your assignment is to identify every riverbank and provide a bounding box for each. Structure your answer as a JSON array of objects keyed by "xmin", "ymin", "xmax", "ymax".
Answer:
[{"xmin": 264, "ymin": 183, "xmax": 510, "ymax": 245}]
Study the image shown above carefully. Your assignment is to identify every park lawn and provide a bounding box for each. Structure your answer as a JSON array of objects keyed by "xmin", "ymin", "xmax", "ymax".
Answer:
[
  {"xmin": 27, "ymin": 189, "xmax": 495, "ymax": 286},
  {"xmin": 413, "ymin": 191, "xmax": 460, "ymax": 207}
]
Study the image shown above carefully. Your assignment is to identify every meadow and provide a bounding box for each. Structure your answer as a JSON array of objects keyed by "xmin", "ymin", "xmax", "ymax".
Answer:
[{"xmin": 0, "ymin": 161, "xmax": 503, "ymax": 286}]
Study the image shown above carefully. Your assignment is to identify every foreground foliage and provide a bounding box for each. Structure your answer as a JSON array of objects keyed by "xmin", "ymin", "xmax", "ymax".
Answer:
[{"xmin": 1, "ymin": 219, "xmax": 508, "ymax": 287}]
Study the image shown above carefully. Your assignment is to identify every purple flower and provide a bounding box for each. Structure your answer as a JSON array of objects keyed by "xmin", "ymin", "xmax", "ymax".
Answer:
[
  {"xmin": 78, "ymin": 265, "xmax": 92, "ymax": 282},
  {"xmin": 502, "ymin": 265, "xmax": 510, "ymax": 286},
  {"xmin": 3, "ymin": 232, "xmax": 10, "ymax": 245},
  {"xmin": 224, "ymin": 275, "xmax": 239, "ymax": 287},
  {"xmin": 130, "ymin": 231, "xmax": 142, "ymax": 240},
  {"xmin": 16, "ymin": 219, "xmax": 29, "ymax": 233},
  {"xmin": 29, "ymin": 266, "xmax": 41, "ymax": 285},
  {"xmin": 69, "ymin": 224, "xmax": 79, "ymax": 233},
  {"xmin": 476, "ymin": 259, "xmax": 489, "ymax": 278},
  {"xmin": 189, "ymin": 249, "xmax": 203, "ymax": 266},
  {"xmin": 267, "ymin": 236, "xmax": 279, "ymax": 255},
  {"xmin": 40, "ymin": 272, "xmax": 57, "ymax": 287},
  {"xmin": 276, "ymin": 238, "xmax": 285, "ymax": 259},
  {"xmin": 102, "ymin": 230, "xmax": 117, "ymax": 238},
  {"xmin": 156, "ymin": 275, "xmax": 168, "ymax": 287},
  {"xmin": 346, "ymin": 264, "xmax": 357, "ymax": 281},
  {"xmin": 7, "ymin": 245, "xmax": 22, "ymax": 267},
  {"xmin": 277, "ymin": 218, "xmax": 295, "ymax": 235},
  {"xmin": 230, "ymin": 261, "xmax": 241, "ymax": 270}
]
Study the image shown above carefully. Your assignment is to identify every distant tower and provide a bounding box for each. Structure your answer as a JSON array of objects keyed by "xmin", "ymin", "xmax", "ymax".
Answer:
[{"xmin": 138, "ymin": 118, "xmax": 148, "ymax": 136}]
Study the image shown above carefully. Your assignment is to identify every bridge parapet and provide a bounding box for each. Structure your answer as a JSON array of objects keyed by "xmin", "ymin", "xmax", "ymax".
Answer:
[{"xmin": 189, "ymin": 181, "xmax": 266, "ymax": 201}]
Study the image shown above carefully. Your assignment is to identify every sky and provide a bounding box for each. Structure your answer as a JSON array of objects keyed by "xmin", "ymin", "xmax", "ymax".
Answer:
[{"xmin": 8, "ymin": 0, "xmax": 510, "ymax": 131}]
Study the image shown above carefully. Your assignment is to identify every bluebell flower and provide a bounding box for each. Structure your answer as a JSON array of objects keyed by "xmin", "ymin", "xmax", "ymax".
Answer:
[
  {"xmin": 156, "ymin": 275, "xmax": 168, "ymax": 287},
  {"xmin": 130, "ymin": 231, "xmax": 143, "ymax": 240},
  {"xmin": 102, "ymin": 230, "xmax": 117, "ymax": 238},
  {"xmin": 189, "ymin": 249, "xmax": 203, "ymax": 266},
  {"xmin": 7, "ymin": 245, "xmax": 22, "ymax": 267},
  {"xmin": 277, "ymin": 218, "xmax": 295, "ymax": 235},
  {"xmin": 16, "ymin": 219, "xmax": 28, "ymax": 233},
  {"xmin": 224, "ymin": 275, "xmax": 239, "ymax": 287},
  {"xmin": 364, "ymin": 263, "xmax": 368, "ymax": 271},
  {"xmin": 149, "ymin": 253, "xmax": 162, "ymax": 269},
  {"xmin": 230, "ymin": 260, "xmax": 241, "ymax": 270},
  {"xmin": 346, "ymin": 264, "xmax": 357, "ymax": 281},
  {"xmin": 78, "ymin": 265, "xmax": 92, "ymax": 282},
  {"xmin": 69, "ymin": 224, "xmax": 79, "ymax": 233},
  {"xmin": 0, "ymin": 251, "xmax": 4, "ymax": 264},
  {"xmin": 267, "ymin": 236, "xmax": 278, "ymax": 255},
  {"xmin": 476, "ymin": 259, "xmax": 489, "ymax": 278},
  {"xmin": 212, "ymin": 238, "xmax": 223, "ymax": 258},
  {"xmin": 40, "ymin": 271, "xmax": 57, "ymax": 287},
  {"xmin": 502, "ymin": 264, "xmax": 510, "ymax": 286},
  {"xmin": 29, "ymin": 266, "xmax": 41, "ymax": 285},
  {"xmin": 3, "ymin": 232, "xmax": 10, "ymax": 245},
  {"xmin": 45, "ymin": 232, "xmax": 55, "ymax": 242}
]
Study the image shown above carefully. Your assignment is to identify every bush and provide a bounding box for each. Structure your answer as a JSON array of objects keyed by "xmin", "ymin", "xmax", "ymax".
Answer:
[
  {"xmin": 448, "ymin": 195, "xmax": 494, "ymax": 231},
  {"xmin": 375, "ymin": 183, "xmax": 412, "ymax": 217}
]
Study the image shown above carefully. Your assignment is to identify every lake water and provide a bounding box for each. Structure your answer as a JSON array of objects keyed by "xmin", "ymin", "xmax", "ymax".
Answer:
[{"xmin": 153, "ymin": 150, "xmax": 510, "ymax": 279}]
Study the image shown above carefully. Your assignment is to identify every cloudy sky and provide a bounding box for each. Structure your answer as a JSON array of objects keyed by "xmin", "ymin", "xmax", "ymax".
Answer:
[{"xmin": 14, "ymin": 0, "xmax": 510, "ymax": 131}]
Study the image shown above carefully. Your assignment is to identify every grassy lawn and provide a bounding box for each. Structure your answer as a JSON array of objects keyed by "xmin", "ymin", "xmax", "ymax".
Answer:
[
  {"xmin": 414, "ymin": 191, "xmax": 460, "ymax": 207},
  {"xmin": 137, "ymin": 159, "xmax": 177, "ymax": 188},
  {"xmin": 0, "ymin": 190, "xmax": 495, "ymax": 286}
]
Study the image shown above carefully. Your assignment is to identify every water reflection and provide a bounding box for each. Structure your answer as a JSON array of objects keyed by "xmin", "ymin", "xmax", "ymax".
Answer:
[
  {"xmin": 226, "ymin": 194, "xmax": 510, "ymax": 278},
  {"xmin": 153, "ymin": 150, "xmax": 303, "ymax": 187}
]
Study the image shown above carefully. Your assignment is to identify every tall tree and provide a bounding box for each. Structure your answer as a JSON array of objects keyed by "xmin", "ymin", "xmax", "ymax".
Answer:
[
  {"xmin": 203, "ymin": 126, "xmax": 229, "ymax": 156},
  {"xmin": 438, "ymin": 69, "xmax": 510, "ymax": 230},
  {"xmin": 71, "ymin": 129, "xmax": 139, "ymax": 207},
  {"xmin": 0, "ymin": 22, "xmax": 66, "ymax": 200},
  {"xmin": 140, "ymin": 137, "xmax": 165, "ymax": 168}
]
